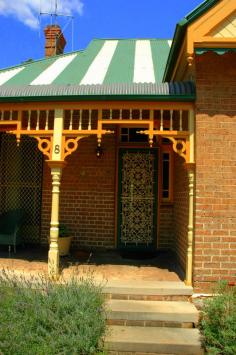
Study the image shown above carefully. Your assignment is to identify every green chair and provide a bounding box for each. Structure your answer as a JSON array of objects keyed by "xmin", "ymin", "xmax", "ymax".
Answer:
[{"xmin": 0, "ymin": 209, "xmax": 25, "ymax": 254}]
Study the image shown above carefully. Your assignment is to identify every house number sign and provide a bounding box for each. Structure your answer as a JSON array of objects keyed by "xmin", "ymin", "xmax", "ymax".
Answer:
[{"xmin": 54, "ymin": 144, "xmax": 60, "ymax": 154}]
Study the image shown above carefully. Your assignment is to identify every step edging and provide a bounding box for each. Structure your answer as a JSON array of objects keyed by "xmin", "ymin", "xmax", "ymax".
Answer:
[{"xmin": 105, "ymin": 326, "xmax": 203, "ymax": 355}]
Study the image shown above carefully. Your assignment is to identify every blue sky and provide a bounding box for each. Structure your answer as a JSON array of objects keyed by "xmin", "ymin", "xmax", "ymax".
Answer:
[{"xmin": 0, "ymin": 0, "xmax": 203, "ymax": 69}]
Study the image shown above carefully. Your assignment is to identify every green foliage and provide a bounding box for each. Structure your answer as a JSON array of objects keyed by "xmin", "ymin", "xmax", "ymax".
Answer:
[
  {"xmin": 0, "ymin": 270, "xmax": 106, "ymax": 355},
  {"xmin": 59, "ymin": 223, "xmax": 70, "ymax": 237},
  {"xmin": 200, "ymin": 281, "xmax": 236, "ymax": 355}
]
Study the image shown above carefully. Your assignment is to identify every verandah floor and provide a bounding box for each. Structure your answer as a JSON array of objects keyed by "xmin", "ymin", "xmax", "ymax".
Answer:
[{"xmin": 0, "ymin": 245, "xmax": 183, "ymax": 282}]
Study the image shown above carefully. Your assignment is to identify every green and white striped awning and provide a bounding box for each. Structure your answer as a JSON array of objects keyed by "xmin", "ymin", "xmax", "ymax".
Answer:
[{"xmin": 0, "ymin": 38, "xmax": 195, "ymax": 101}]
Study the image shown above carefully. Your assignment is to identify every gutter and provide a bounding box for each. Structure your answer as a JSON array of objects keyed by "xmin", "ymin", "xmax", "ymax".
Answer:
[{"xmin": 0, "ymin": 94, "xmax": 195, "ymax": 103}]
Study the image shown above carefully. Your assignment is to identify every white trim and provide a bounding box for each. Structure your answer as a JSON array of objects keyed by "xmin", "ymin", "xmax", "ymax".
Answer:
[
  {"xmin": 168, "ymin": 40, "xmax": 172, "ymax": 48},
  {"xmin": 30, "ymin": 54, "xmax": 77, "ymax": 85},
  {"xmin": 0, "ymin": 67, "xmax": 25, "ymax": 86},
  {"xmin": 80, "ymin": 40, "xmax": 119, "ymax": 85},
  {"xmin": 133, "ymin": 40, "xmax": 155, "ymax": 83}
]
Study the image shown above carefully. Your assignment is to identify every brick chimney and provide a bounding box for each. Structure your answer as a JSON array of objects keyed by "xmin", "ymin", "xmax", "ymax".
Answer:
[{"xmin": 44, "ymin": 25, "xmax": 66, "ymax": 57}]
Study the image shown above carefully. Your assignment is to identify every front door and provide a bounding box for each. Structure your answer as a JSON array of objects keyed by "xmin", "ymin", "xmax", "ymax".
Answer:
[{"xmin": 117, "ymin": 148, "xmax": 158, "ymax": 251}]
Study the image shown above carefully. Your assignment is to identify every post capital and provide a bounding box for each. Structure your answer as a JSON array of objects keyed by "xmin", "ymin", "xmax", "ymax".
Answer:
[
  {"xmin": 46, "ymin": 160, "xmax": 67, "ymax": 169},
  {"xmin": 184, "ymin": 162, "xmax": 195, "ymax": 172}
]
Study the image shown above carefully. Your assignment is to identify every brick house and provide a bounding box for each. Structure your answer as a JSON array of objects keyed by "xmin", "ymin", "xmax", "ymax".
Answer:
[{"xmin": 0, "ymin": 0, "xmax": 235, "ymax": 291}]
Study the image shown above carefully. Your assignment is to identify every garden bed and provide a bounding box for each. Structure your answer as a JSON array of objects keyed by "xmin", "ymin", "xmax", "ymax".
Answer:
[
  {"xmin": 200, "ymin": 281, "xmax": 236, "ymax": 355},
  {"xmin": 0, "ymin": 270, "xmax": 107, "ymax": 355}
]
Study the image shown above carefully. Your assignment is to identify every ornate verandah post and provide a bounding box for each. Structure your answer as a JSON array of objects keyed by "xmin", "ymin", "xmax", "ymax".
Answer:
[
  {"xmin": 47, "ymin": 160, "xmax": 65, "ymax": 279},
  {"xmin": 46, "ymin": 109, "xmax": 65, "ymax": 279},
  {"xmin": 45, "ymin": 109, "xmax": 112, "ymax": 278},
  {"xmin": 0, "ymin": 108, "xmax": 63, "ymax": 277},
  {"xmin": 139, "ymin": 107, "xmax": 195, "ymax": 285},
  {"xmin": 185, "ymin": 110, "xmax": 195, "ymax": 286},
  {"xmin": 185, "ymin": 162, "xmax": 195, "ymax": 285}
]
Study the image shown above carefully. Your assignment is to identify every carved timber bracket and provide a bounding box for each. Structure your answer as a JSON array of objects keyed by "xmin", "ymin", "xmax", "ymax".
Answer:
[
  {"xmin": 33, "ymin": 135, "xmax": 90, "ymax": 161},
  {"xmin": 139, "ymin": 128, "xmax": 190, "ymax": 163},
  {"xmin": 34, "ymin": 136, "xmax": 53, "ymax": 160},
  {"xmin": 164, "ymin": 136, "xmax": 189, "ymax": 163},
  {"xmin": 62, "ymin": 135, "xmax": 89, "ymax": 160},
  {"xmin": 10, "ymin": 128, "xmax": 112, "ymax": 162}
]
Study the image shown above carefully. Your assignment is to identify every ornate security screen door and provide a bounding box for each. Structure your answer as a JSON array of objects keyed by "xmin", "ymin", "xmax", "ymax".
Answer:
[{"xmin": 118, "ymin": 149, "xmax": 158, "ymax": 250}]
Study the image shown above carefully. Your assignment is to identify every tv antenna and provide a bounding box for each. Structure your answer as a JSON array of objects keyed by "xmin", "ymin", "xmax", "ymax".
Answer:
[{"xmin": 39, "ymin": 0, "xmax": 75, "ymax": 51}]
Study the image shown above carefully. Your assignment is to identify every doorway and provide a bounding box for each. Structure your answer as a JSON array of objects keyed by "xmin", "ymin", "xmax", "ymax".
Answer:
[{"xmin": 117, "ymin": 148, "xmax": 158, "ymax": 252}]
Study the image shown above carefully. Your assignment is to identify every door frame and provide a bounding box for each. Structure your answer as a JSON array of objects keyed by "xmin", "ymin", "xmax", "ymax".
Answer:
[{"xmin": 116, "ymin": 147, "xmax": 159, "ymax": 251}]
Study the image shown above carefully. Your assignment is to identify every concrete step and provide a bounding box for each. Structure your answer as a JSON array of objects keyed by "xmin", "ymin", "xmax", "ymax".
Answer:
[
  {"xmin": 106, "ymin": 300, "xmax": 199, "ymax": 328},
  {"xmin": 105, "ymin": 326, "xmax": 203, "ymax": 354},
  {"xmin": 103, "ymin": 281, "xmax": 193, "ymax": 301}
]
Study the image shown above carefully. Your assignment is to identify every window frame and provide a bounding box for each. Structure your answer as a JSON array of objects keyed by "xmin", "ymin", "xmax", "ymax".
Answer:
[
  {"xmin": 119, "ymin": 125, "xmax": 150, "ymax": 145},
  {"xmin": 160, "ymin": 141, "xmax": 173, "ymax": 203}
]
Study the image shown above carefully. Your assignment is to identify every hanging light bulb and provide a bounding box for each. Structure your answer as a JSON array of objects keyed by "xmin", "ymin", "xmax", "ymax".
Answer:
[{"xmin": 96, "ymin": 145, "xmax": 103, "ymax": 158}]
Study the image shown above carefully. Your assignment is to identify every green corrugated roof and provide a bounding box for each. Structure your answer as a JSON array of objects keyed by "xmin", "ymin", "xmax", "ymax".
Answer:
[
  {"xmin": 1, "ymin": 38, "xmax": 195, "ymax": 102},
  {"xmin": 163, "ymin": 0, "xmax": 220, "ymax": 81},
  {"xmin": 0, "ymin": 39, "xmax": 171, "ymax": 87},
  {"xmin": 102, "ymin": 40, "xmax": 136, "ymax": 84},
  {"xmin": 3, "ymin": 56, "xmax": 56, "ymax": 86},
  {"xmin": 53, "ymin": 40, "xmax": 105, "ymax": 84},
  {"xmin": 0, "ymin": 82, "xmax": 196, "ymax": 102},
  {"xmin": 0, "ymin": 0, "xmax": 223, "ymax": 102}
]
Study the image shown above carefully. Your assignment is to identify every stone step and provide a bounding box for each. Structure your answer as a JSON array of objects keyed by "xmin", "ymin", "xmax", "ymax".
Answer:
[
  {"xmin": 103, "ymin": 281, "xmax": 193, "ymax": 301},
  {"xmin": 106, "ymin": 300, "xmax": 199, "ymax": 328},
  {"xmin": 105, "ymin": 326, "xmax": 203, "ymax": 354}
]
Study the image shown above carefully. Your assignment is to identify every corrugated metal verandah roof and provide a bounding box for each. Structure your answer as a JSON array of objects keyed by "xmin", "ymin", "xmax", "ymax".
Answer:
[
  {"xmin": 0, "ymin": 38, "xmax": 195, "ymax": 101},
  {"xmin": 0, "ymin": 82, "xmax": 195, "ymax": 102}
]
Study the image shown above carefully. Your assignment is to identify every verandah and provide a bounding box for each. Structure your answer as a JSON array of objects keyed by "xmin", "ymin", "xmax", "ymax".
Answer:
[{"xmin": 0, "ymin": 100, "xmax": 195, "ymax": 285}]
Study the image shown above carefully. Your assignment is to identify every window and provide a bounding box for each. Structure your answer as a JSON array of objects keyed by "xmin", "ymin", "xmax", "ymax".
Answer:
[
  {"xmin": 120, "ymin": 127, "xmax": 149, "ymax": 143},
  {"xmin": 162, "ymin": 152, "xmax": 170, "ymax": 199},
  {"xmin": 161, "ymin": 149, "xmax": 173, "ymax": 202}
]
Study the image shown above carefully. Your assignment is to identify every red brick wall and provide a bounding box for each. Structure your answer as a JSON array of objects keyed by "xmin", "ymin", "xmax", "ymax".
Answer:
[
  {"xmin": 173, "ymin": 154, "xmax": 188, "ymax": 271},
  {"xmin": 159, "ymin": 205, "xmax": 174, "ymax": 249},
  {"xmin": 194, "ymin": 52, "xmax": 236, "ymax": 292},
  {"xmin": 40, "ymin": 136, "xmax": 175, "ymax": 251},
  {"xmin": 41, "ymin": 134, "xmax": 116, "ymax": 249}
]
